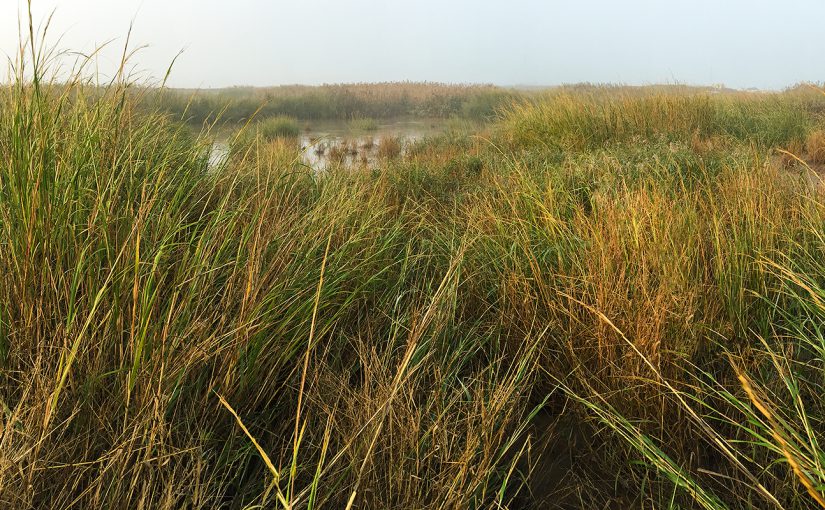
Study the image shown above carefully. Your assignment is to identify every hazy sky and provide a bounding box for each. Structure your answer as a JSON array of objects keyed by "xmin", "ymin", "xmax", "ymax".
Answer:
[{"xmin": 1, "ymin": 0, "xmax": 823, "ymax": 89}]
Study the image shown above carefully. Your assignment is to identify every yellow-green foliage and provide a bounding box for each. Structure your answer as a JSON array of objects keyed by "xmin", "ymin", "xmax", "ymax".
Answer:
[
  {"xmin": 258, "ymin": 115, "xmax": 300, "ymax": 139},
  {"xmin": 502, "ymin": 89, "xmax": 812, "ymax": 151}
]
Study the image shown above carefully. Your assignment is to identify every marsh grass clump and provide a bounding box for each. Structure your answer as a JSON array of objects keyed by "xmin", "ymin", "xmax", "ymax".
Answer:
[
  {"xmin": 258, "ymin": 114, "xmax": 300, "ymax": 139},
  {"xmin": 348, "ymin": 116, "xmax": 379, "ymax": 131},
  {"xmin": 377, "ymin": 135, "xmax": 402, "ymax": 159},
  {"xmin": 326, "ymin": 140, "xmax": 346, "ymax": 162}
]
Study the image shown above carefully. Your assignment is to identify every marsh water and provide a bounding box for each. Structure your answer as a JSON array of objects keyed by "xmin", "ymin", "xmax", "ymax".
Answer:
[{"xmin": 210, "ymin": 117, "xmax": 456, "ymax": 171}]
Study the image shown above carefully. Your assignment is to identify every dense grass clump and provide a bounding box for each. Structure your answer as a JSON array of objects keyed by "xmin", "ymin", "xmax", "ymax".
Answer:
[
  {"xmin": 258, "ymin": 115, "xmax": 301, "ymax": 139},
  {"xmin": 5, "ymin": 34, "xmax": 825, "ymax": 509},
  {"xmin": 348, "ymin": 116, "xmax": 379, "ymax": 132},
  {"xmin": 806, "ymin": 129, "xmax": 825, "ymax": 163}
]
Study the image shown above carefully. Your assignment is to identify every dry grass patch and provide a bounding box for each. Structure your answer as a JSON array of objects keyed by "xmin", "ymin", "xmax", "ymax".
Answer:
[{"xmin": 805, "ymin": 128, "xmax": 825, "ymax": 164}]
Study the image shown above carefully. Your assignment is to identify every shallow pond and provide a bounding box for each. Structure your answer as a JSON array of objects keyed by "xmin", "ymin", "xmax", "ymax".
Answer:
[{"xmin": 209, "ymin": 117, "xmax": 458, "ymax": 171}]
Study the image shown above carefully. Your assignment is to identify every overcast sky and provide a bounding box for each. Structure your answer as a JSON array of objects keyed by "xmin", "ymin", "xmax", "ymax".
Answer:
[{"xmin": 1, "ymin": 0, "xmax": 823, "ymax": 89}]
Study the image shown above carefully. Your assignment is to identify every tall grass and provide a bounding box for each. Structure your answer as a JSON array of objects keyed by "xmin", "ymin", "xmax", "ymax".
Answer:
[
  {"xmin": 0, "ymin": 34, "xmax": 540, "ymax": 510},
  {"xmin": 4, "ymin": 25, "xmax": 825, "ymax": 509},
  {"xmin": 502, "ymin": 90, "xmax": 813, "ymax": 151}
]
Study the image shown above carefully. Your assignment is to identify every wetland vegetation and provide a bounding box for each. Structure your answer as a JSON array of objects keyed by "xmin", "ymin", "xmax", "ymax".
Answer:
[
  {"xmin": 150, "ymin": 82, "xmax": 521, "ymax": 126},
  {"xmin": 4, "ymin": 30, "xmax": 825, "ymax": 510}
]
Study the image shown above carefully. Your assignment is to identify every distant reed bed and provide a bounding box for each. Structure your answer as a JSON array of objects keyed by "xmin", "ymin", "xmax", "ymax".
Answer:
[{"xmin": 146, "ymin": 82, "xmax": 521, "ymax": 124}]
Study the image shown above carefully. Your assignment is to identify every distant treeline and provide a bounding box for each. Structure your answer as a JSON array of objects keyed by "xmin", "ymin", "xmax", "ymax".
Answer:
[{"xmin": 143, "ymin": 82, "xmax": 524, "ymax": 124}]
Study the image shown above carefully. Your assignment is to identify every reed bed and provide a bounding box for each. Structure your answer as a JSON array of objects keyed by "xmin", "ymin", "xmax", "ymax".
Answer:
[{"xmin": 149, "ymin": 82, "xmax": 520, "ymax": 125}]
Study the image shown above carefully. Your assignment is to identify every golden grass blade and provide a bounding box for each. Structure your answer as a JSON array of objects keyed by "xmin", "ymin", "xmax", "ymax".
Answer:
[
  {"xmin": 738, "ymin": 374, "xmax": 825, "ymax": 509},
  {"xmin": 290, "ymin": 234, "xmax": 332, "ymax": 499},
  {"xmin": 216, "ymin": 392, "xmax": 289, "ymax": 508}
]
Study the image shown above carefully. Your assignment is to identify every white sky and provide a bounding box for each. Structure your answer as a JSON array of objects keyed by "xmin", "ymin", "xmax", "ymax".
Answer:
[{"xmin": 1, "ymin": 0, "xmax": 823, "ymax": 89}]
